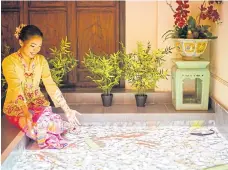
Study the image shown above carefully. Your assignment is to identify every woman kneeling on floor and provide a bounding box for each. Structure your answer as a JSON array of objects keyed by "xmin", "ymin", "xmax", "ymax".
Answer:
[{"xmin": 2, "ymin": 24, "xmax": 81, "ymax": 149}]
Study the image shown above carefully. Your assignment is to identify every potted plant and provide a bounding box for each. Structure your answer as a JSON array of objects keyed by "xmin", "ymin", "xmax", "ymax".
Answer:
[
  {"xmin": 82, "ymin": 50, "xmax": 122, "ymax": 107},
  {"xmin": 121, "ymin": 42, "xmax": 172, "ymax": 107},
  {"xmin": 42, "ymin": 37, "xmax": 77, "ymax": 105},
  {"xmin": 162, "ymin": 0, "xmax": 222, "ymax": 60},
  {"xmin": 48, "ymin": 37, "xmax": 77, "ymax": 87},
  {"xmin": 1, "ymin": 44, "xmax": 11, "ymax": 115}
]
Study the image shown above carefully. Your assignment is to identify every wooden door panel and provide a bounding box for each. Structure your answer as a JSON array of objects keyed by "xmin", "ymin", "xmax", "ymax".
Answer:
[
  {"xmin": 1, "ymin": 12, "xmax": 20, "ymax": 56},
  {"xmin": 78, "ymin": 71, "xmax": 92, "ymax": 82},
  {"xmin": 76, "ymin": 1, "xmax": 115, "ymax": 7},
  {"xmin": 76, "ymin": 8, "xmax": 119, "ymax": 87},
  {"xmin": 29, "ymin": 1, "xmax": 66, "ymax": 8},
  {"xmin": 77, "ymin": 9, "xmax": 117, "ymax": 65},
  {"xmin": 29, "ymin": 11, "xmax": 67, "ymax": 58},
  {"xmin": 1, "ymin": 1, "xmax": 20, "ymax": 8}
]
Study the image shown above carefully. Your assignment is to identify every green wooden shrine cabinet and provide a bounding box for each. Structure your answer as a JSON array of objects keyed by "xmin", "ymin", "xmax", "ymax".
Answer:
[{"xmin": 171, "ymin": 59, "xmax": 210, "ymax": 110}]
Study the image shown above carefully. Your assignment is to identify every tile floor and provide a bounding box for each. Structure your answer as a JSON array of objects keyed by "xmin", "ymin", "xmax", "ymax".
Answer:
[{"xmin": 11, "ymin": 122, "xmax": 228, "ymax": 170}]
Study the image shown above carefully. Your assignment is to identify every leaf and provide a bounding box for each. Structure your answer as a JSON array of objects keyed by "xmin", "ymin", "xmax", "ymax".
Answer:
[
  {"xmin": 202, "ymin": 25, "xmax": 211, "ymax": 30},
  {"xmin": 162, "ymin": 29, "xmax": 175, "ymax": 38},
  {"xmin": 48, "ymin": 36, "xmax": 78, "ymax": 87},
  {"xmin": 187, "ymin": 16, "xmax": 196, "ymax": 28},
  {"xmin": 122, "ymin": 42, "xmax": 170, "ymax": 94},
  {"xmin": 83, "ymin": 50, "xmax": 122, "ymax": 94}
]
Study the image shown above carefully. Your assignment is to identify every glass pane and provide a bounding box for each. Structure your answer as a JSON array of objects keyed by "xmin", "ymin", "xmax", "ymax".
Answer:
[{"xmin": 182, "ymin": 78, "xmax": 202, "ymax": 104}]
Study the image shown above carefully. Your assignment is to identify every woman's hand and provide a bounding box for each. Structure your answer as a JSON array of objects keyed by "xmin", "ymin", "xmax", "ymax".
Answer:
[
  {"xmin": 24, "ymin": 111, "xmax": 35, "ymax": 138},
  {"xmin": 24, "ymin": 110, "xmax": 32, "ymax": 128},
  {"xmin": 26, "ymin": 118, "xmax": 33, "ymax": 133},
  {"xmin": 66, "ymin": 109, "xmax": 81, "ymax": 126}
]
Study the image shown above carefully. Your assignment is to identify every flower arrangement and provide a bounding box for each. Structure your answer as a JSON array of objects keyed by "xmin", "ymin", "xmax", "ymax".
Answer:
[{"xmin": 162, "ymin": 0, "xmax": 222, "ymax": 40}]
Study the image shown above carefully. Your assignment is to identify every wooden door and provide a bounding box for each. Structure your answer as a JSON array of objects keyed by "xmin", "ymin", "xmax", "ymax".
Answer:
[
  {"xmin": 1, "ymin": 1, "xmax": 123, "ymax": 87},
  {"xmin": 1, "ymin": 1, "xmax": 21, "ymax": 56},
  {"xmin": 75, "ymin": 1, "xmax": 120, "ymax": 87}
]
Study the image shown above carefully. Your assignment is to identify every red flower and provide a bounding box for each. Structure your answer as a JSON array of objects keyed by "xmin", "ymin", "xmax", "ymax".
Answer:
[
  {"xmin": 173, "ymin": 0, "xmax": 190, "ymax": 28},
  {"xmin": 176, "ymin": 0, "xmax": 183, "ymax": 6},
  {"xmin": 200, "ymin": 4, "xmax": 207, "ymax": 11},
  {"xmin": 183, "ymin": 4, "xmax": 189, "ymax": 8},
  {"xmin": 200, "ymin": 4, "xmax": 220, "ymax": 23},
  {"xmin": 164, "ymin": 0, "xmax": 222, "ymax": 40},
  {"xmin": 200, "ymin": 13, "xmax": 207, "ymax": 20},
  {"xmin": 174, "ymin": 0, "xmax": 221, "ymax": 27}
]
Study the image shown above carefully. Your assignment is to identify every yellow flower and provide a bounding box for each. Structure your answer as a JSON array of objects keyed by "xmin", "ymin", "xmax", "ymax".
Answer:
[{"xmin": 14, "ymin": 24, "xmax": 27, "ymax": 39}]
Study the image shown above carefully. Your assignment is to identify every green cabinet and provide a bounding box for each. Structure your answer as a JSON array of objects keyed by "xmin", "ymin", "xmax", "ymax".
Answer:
[{"xmin": 172, "ymin": 59, "xmax": 210, "ymax": 110}]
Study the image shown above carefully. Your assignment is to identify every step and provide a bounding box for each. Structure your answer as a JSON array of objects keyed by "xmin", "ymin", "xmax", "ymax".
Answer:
[
  {"xmin": 53, "ymin": 103, "xmax": 214, "ymax": 114},
  {"xmin": 52, "ymin": 104, "xmax": 215, "ymax": 125},
  {"xmin": 50, "ymin": 88, "xmax": 172, "ymax": 105}
]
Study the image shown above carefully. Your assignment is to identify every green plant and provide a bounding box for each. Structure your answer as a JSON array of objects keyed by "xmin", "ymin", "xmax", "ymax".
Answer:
[
  {"xmin": 1, "ymin": 44, "xmax": 11, "ymax": 91},
  {"xmin": 162, "ymin": 0, "xmax": 222, "ymax": 40},
  {"xmin": 48, "ymin": 37, "xmax": 77, "ymax": 87},
  {"xmin": 121, "ymin": 42, "xmax": 172, "ymax": 95},
  {"xmin": 82, "ymin": 50, "xmax": 122, "ymax": 95},
  {"xmin": 1, "ymin": 43, "xmax": 11, "ymax": 109}
]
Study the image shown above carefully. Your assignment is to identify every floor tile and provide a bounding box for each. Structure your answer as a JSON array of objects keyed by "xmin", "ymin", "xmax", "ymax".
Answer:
[{"xmin": 12, "ymin": 124, "xmax": 228, "ymax": 170}]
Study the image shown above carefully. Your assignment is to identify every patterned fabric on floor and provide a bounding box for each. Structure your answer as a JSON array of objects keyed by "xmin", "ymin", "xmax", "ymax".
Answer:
[{"xmin": 12, "ymin": 122, "xmax": 228, "ymax": 170}]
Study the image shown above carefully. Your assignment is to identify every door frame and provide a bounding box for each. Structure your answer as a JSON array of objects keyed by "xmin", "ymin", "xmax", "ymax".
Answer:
[{"xmin": 119, "ymin": 1, "xmax": 125, "ymax": 88}]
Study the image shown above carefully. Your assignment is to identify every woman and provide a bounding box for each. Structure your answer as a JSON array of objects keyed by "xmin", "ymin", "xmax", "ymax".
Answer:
[{"xmin": 2, "ymin": 24, "xmax": 81, "ymax": 149}]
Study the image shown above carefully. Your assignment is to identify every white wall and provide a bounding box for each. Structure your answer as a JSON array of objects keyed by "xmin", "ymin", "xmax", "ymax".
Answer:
[{"xmin": 210, "ymin": 1, "xmax": 228, "ymax": 109}]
